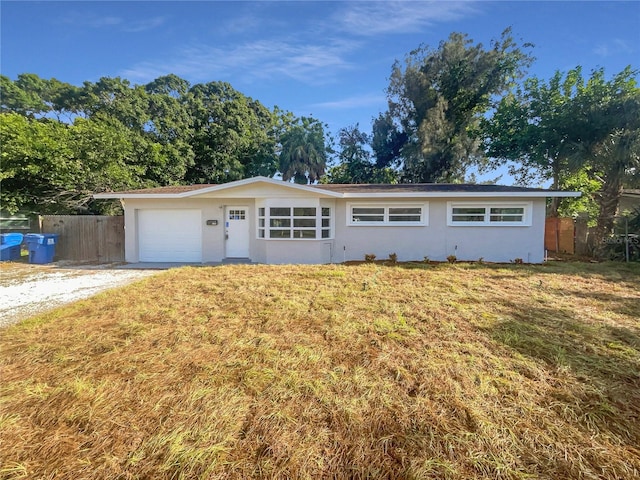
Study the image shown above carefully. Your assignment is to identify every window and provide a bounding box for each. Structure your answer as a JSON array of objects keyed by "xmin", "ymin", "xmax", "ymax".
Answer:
[
  {"xmin": 257, "ymin": 206, "xmax": 332, "ymax": 240},
  {"xmin": 322, "ymin": 207, "xmax": 331, "ymax": 238},
  {"xmin": 489, "ymin": 207, "xmax": 524, "ymax": 223},
  {"xmin": 258, "ymin": 208, "xmax": 266, "ymax": 238},
  {"xmin": 389, "ymin": 207, "xmax": 422, "ymax": 222},
  {"xmin": 228, "ymin": 209, "xmax": 245, "ymax": 220},
  {"xmin": 451, "ymin": 207, "xmax": 486, "ymax": 223},
  {"xmin": 448, "ymin": 202, "xmax": 531, "ymax": 226},
  {"xmin": 352, "ymin": 207, "xmax": 385, "ymax": 223},
  {"xmin": 348, "ymin": 204, "xmax": 427, "ymax": 226}
]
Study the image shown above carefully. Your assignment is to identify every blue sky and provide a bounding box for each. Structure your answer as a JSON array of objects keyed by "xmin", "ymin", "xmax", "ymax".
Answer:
[{"xmin": 2, "ymin": 1, "xmax": 639, "ymax": 181}]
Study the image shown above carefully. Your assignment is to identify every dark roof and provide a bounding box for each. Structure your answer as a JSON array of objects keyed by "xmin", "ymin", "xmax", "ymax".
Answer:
[
  {"xmin": 313, "ymin": 183, "xmax": 556, "ymax": 194},
  {"xmin": 104, "ymin": 184, "xmax": 217, "ymax": 195},
  {"xmin": 97, "ymin": 178, "xmax": 575, "ymax": 197}
]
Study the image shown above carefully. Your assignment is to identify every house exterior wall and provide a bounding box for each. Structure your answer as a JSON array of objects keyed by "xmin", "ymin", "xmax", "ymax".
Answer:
[
  {"xmin": 251, "ymin": 197, "xmax": 336, "ymax": 264},
  {"xmin": 123, "ymin": 197, "xmax": 255, "ymax": 263},
  {"xmin": 332, "ymin": 197, "xmax": 547, "ymax": 263},
  {"xmin": 122, "ymin": 195, "xmax": 548, "ymax": 264},
  {"xmin": 122, "ymin": 193, "xmax": 335, "ymax": 264}
]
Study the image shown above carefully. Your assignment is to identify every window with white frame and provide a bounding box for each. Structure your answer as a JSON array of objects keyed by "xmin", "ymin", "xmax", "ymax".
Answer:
[
  {"xmin": 348, "ymin": 203, "xmax": 427, "ymax": 226},
  {"xmin": 448, "ymin": 202, "xmax": 531, "ymax": 226},
  {"xmin": 258, "ymin": 206, "xmax": 332, "ymax": 239},
  {"xmin": 321, "ymin": 207, "xmax": 331, "ymax": 238}
]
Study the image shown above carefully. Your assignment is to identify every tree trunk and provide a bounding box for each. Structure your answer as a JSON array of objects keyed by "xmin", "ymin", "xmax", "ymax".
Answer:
[
  {"xmin": 548, "ymin": 162, "xmax": 561, "ymax": 217},
  {"xmin": 593, "ymin": 177, "xmax": 623, "ymax": 258}
]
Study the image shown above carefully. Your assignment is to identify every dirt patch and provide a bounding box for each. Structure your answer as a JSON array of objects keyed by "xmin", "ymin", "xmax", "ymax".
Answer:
[{"xmin": 0, "ymin": 262, "xmax": 157, "ymax": 328}]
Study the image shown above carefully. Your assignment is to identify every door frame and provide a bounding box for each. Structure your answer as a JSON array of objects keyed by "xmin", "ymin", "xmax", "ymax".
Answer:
[{"xmin": 225, "ymin": 205, "xmax": 250, "ymax": 258}]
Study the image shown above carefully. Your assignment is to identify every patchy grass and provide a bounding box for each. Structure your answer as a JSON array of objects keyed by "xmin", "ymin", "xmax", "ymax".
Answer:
[
  {"xmin": 1, "ymin": 262, "xmax": 639, "ymax": 479},
  {"xmin": 0, "ymin": 262, "xmax": 58, "ymax": 284}
]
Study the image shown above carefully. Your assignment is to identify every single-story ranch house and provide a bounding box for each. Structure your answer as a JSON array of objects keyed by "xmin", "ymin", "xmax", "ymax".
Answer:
[{"xmin": 94, "ymin": 176, "xmax": 580, "ymax": 264}]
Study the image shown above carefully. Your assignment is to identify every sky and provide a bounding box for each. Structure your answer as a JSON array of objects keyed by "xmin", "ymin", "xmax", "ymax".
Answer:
[{"xmin": 2, "ymin": 1, "xmax": 639, "ymax": 182}]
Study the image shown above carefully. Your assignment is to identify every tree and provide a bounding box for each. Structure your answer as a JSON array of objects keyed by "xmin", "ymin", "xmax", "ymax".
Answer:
[
  {"xmin": 0, "ymin": 74, "xmax": 80, "ymax": 120},
  {"xmin": 0, "ymin": 72, "xmax": 323, "ymax": 211},
  {"xmin": 144, "ymin": 76, "xmax": 195, "ymax": 184},
  {"xmin": 185, "ymin": 81, "xmax": 278, "ymax": 183},
  {"xmin": 371, "ymin": 112, "xmax": 407, "ymax": 170},
  {"xmin": 481, "ymin": 68, "xmax": 587, "ymax": 214},
  {"xmin": 382, "ymin": 28, "xmax": 533, "ymax": 183},
  {"xmin": 481, "ymin": 66, "xmax": 639, "ymax": 245},
  {"xmin": 572, "ymin": 68, "xmax": 640, "ymax": 245},
  {"xmin": 278, "ymin": 116, "xmax": 331, "ymax": 184},
  {"xmin": 0, "ymin": 112, "xmax": 153, "ymax": 214},
  {"xmin": 0, "ymin": 113, "xmax": 74, "ymax": 214},
  {"xmin": 323, "ymin": 124, "xmax": 398, "ymax": 184}
]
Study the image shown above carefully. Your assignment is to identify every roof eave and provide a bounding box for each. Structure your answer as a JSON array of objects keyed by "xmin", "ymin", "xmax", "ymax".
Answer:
[
  {"xmin": 93, "ymin": 193, "xmax": 185, "ymax": 199},
  {"xmin": 94, "ymin": 177, "xmax": 344, "ymax": 199},
  {"xmin": 184, "ymin": 176, "xmax": 342, "ymax": 198},
  {"xmin": 341, "ymin": 191, "xmax": 582, "ymax": 198}
]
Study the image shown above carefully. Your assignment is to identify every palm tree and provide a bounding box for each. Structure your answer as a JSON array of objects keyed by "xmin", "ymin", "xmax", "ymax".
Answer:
[{"xmin": 278, "ymin": 117, "xmax": 329, "ymax": 184}]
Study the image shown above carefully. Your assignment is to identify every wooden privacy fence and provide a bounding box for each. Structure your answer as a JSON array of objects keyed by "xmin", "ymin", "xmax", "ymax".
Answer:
[
  {"xmin": 545, "ymin": 217, "xmax": 575, "ymax": 254},
  {"xmin": 40, "ymin": 216, "xmax": 124, "ymax": 263}
]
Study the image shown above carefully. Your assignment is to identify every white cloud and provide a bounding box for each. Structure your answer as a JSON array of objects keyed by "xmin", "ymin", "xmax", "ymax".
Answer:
[
  {"xmin": 123, "ymin": 16, "xmax": 167, "ymax": 33},
  {"xmin": 121, "ymin": 38, "xmax": 361, "ymax": 85},
  {"xmin": 594, "ymin": 38, "xmax": 633, "ymax": 57},
  {"xmin": 311, "ymin": 93, "xmax": 387, "ymax": 110},
  {"xmin": 58, "ymin": 11, "xmax": 165, "ymax": 32},
  {"xmin": 59, "ymin": 12, "xmax": 123, "ymax": 28},
  {"xmin": 335, "ymin": 1, "xmax": 478, "ymax": 36}
]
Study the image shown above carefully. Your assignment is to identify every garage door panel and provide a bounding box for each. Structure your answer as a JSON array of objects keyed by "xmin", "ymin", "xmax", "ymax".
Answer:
[{"xmin": 138, "ymin": 209, "xmax": 202, "ymax": 262}]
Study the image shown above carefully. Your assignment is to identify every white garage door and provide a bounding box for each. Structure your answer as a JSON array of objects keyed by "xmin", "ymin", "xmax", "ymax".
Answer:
[{"xmin": 138, "ymin": 209, "xmax": 202, "ymax": 262}]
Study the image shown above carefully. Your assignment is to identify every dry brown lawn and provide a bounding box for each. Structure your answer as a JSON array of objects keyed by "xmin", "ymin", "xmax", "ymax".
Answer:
[{"xmin": 1, "ymin": 262, "xmax": 639, "ymax": 479}]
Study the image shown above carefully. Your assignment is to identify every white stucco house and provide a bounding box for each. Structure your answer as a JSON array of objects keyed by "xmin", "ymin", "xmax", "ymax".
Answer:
[{"xmin": 94, "ymin": 176, "xmax": 580, "ymax": 264}]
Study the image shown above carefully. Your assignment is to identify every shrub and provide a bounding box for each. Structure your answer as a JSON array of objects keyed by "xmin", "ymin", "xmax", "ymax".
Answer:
[
  {"xmin": 447, "ymin": 255, "xmax": 457, "ymax": 264},
  {"xmin": 513, "ymin": 258, "xmax": 524, "ymax": 264},
  {"xmin": 388, "ymin": 253, "xmax": 398, "ymax": 264},
  {"xmin": 364, "ymin": 253, "xmax": 376, "ymax": 263}
]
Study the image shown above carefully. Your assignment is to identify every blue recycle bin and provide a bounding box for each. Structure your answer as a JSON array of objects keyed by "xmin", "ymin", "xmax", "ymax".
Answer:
[
  {"xmin": 0, "ymin": 233, "xmax": 24, "ymax": 261},
  {"xmin": 25, "ymin": 233, "xmax": 59, "ymax": 264}
]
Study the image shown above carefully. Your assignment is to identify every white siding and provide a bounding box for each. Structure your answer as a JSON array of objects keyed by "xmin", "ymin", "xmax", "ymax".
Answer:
[
  {"xmin": 122, "ymin": 195, "xmax": 548, "ymax": 264},
  {"xmin": 332, "ymin": 198, "xmax": 546, "ymax": 263}
]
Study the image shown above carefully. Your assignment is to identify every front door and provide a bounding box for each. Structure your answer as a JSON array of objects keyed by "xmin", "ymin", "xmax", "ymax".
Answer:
[{"xmin": 225, "ymin": 206, "xmax": 250, "ymax": 258}]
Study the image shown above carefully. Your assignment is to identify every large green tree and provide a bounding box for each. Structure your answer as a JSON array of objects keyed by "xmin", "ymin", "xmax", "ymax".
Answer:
[
  {"xmin": 481, "ymin": 66, "xmax": 639, "ymax": 243},
  {"xmin": 0, "ymin": 112, "xmax": 147, "ymax": 214},
  {"xmin": 323, "ymin": 124, "xmax": 397, "ymax": 184},
  {"xmin": 481, "ymin": 68, "xmax": 590, "ymax": 215},
  {"xmin": 80, "ymin": 76, "xmax": 194, "ymax": 185},
  {"xmin": 1, "ymin": 72, "xmax": 341, "ymax": 212},
  {"xmin": 185, "ymin": 81, "xmax": 278, "ymax": 184},
  {"xmin": 381, "ymin": 28, "xmax": 533, "ymax": 183},
  {"xmin": 0, "ymin": 74, "xmax": 81, "ymax": 120},
  {"xmin": 572, "ymin": 68, "xmax": 640, "ymax": 245},
  {"xmin": 278, "ymin": 116, "xmax": 331, "ymax": 184}
]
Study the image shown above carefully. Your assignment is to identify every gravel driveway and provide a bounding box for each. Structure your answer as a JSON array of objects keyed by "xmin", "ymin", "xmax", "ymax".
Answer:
[{"xmin": 0, "ymin": 263, "xmax": 158, "ymax": 328}]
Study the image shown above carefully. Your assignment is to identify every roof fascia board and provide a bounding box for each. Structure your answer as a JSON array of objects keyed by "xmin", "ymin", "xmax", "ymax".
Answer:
[
  {"xmin": 186, "ymin": 176, "xmax": 342, "ymax": 198},
  {"xmin": 341, "ymin": 192, "xmax": 581, "ymax": 198},
  {"xmin": 94, "ymin": 176, "xmax": 343, "ymax": 199},
  {"xmin": 93, "ymin": 177, "xmax": 581, "ymax": 199},
  {"xmin": 93, "ymin": 193, "xmax": 185, "ymax": 199}
]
